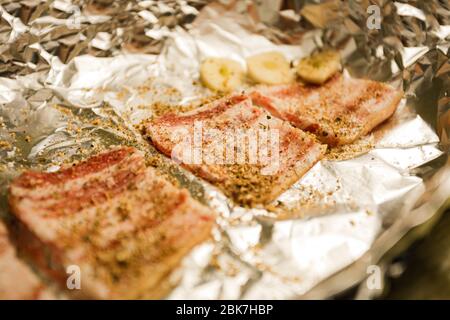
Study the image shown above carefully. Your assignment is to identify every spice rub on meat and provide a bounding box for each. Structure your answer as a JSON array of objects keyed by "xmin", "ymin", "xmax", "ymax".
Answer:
[
  {"xmin": 250, "ymin": 75, "xmax": 403, "ymax": 146},
  {"xmin": 143, "ymin": 94, "xmax": 326, "ymax": 206},
  {"xmin": 8, "ymin": 146, "xmax": 214, "ymax": 299}
]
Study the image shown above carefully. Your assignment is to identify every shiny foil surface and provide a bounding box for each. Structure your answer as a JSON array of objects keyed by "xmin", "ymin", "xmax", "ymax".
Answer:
[{"xmin": 0, "ymin": 0, "xmax": 449, "ymax": 299}]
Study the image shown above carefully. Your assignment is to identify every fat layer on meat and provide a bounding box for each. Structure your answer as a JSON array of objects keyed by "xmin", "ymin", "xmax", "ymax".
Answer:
[
  {"xmin": 8, "ymin": 147, "xmax": 214, "ymax": 299},
  {"xmin": 250, "ymin": 75, "xmax": 403, "ymax": 146},
  {"xmin": 144, "ymin": 95, "xmax": 326, "ymax": 205}
]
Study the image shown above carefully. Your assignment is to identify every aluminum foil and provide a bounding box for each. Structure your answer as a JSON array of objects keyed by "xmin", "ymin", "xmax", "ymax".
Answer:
[{"xmin": 0, "ymin": 0, "xmax": 449, "ymax": 299}]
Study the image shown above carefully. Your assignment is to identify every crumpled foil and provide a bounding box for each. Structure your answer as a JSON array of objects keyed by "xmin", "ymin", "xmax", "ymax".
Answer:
[{"xmin": 0, "ymin": 0, "xmax": 449, "ymax": 299}]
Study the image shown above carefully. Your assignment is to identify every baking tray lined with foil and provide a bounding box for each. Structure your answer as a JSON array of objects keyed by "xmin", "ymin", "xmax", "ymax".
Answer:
[{"xmin": 0, "ymin": 0, "xmax": 449, "ymax": 299}]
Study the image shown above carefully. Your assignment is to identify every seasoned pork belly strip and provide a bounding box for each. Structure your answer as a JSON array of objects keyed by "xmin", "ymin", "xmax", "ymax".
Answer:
[
  {"xmin": 0, "ymin": 221, "xmax": 53, "ymax": 299},
  {"xmin": 144, "ymin": 95, "xmax": 326, "ymax": 206},
  {"xmin": 8, "ymin": 147, "xmax": 214, "ymax": 299},
  {"xmin": 250, "ymin": 75, "xmax": 403, "ymax": 146}
]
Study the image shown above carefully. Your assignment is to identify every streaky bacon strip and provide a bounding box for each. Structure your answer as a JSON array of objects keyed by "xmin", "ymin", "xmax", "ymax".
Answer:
[
  {"xmin": 13, "ymin": 147, "xmax": 136, "ymax": 189},
  {"xmin": 8, "ymin": 147, "xmax": 214, "ymax": 299},
  {"xmin": 144, "ymin": 94, "xmax": 326, "ymax": 205},
  {"xmin": 250, "ymin": 75, "xmax": 403, "ymax": 146}
]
